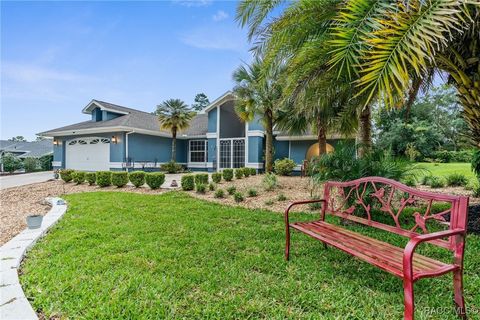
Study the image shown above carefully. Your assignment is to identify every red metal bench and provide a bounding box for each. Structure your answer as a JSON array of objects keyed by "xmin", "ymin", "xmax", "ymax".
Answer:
[{"xmin": 285, "ymin": 176, "xmax": 469, "ymax": 319}]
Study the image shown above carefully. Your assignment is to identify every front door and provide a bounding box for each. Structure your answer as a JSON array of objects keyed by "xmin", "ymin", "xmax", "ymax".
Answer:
[{"xmin": 219, "ymin": 138, "xmax": 245, "ymax": 169}]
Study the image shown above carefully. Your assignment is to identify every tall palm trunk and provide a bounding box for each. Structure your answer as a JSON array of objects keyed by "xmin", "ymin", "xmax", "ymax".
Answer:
[
  {"xmin": 265, "ymin": 109, "xmax": 274, "ymax": 173},
  {"xmin": 171, "ymin": 127, "xmax": 177, "ymax": 162},
  {"xmin": 357, "ymin": 104, "xmax": 372, "ymax": 158},
  {"xmin": 317, "ymin": 117, "xmax": 327, "ymax": 155}
]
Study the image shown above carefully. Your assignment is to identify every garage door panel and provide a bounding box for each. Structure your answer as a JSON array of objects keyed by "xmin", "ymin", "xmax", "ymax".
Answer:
[{"xmin": 66, "ymin": 137, "xmax": 110, "ymax": 171}]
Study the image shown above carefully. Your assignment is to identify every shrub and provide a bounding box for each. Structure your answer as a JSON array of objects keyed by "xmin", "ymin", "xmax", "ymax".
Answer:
[
  {"xmin": 145, "ymin": 172, "xmax": 165, "ymax": 189},
  {"xmin": 309, "ymin": 142, "xmax": 422, "ymax": 183},
  {"xmin": 196, "ymin": 183, "xmax": 206, "ymax": 194},
  {"xmin": 214, "ymin": 189, "xmax": 225, "ymax": 198},
  {"xmin": 233, "ymin": 192, "xmax": 244, "ymax": 202},
  {"xmin": 161, "ymin": 161, "xmax": 182, "ymax": 173},
  {"xmin": 73, "ymin": 171, "xmax": 86, "ymax": 184},
  {"xmin": 446, "ymin": 173, "xmax": 468, "ymax": 187},
  {"xmin": 428, "ymin": 176, "xmax": 445, "ymax": 188},
  {"xmin": 181, "ymin": 174, "xmax": 195, "ymax": 191},
  {"xmin": 248, "ymin": 168, "xmax": 256, "ymax": 176},
  {"xmin": 1, "ymin": 153, "xmax": 23, "ymax": 173},
  {"xmin": 421, "ymin": 175, "xmax": 432, "ymax": 185},
  {"xmin": 60, "ymin": 169, "xmax": 75, "ymax": 183},
  {"xmin": 403, "ymin": 176, "xmax": 417, "ymax": 187},
  {"xmin": 309, "ymin": 196, "xmax": 323, "ymax": 211},
  {"xmin": 85, "ymin": 172, "xmax": 96, "ymax": 185},
  {"xmin": 223, "ymin": 169, "xmax": 233, "ymax": 181},
  {"xmin": 208, "ymin": 182, "xmax": 216, "ymax": 191},
  {"xmin": 129, "ymin": 171, "xmax": 146, "ymax": 187},
  {"xmin": 472, "ymin": 181, "xmax": 480, "ymax": 197},
  {"xmin": 274, "ymin": 158, "xmax": 296, "ymax": 176},
  {"xmin": 39, "ymin": 154, "xmax": 53, "ymax": 171},
  {"xmin": 235, "ymin": 168, "xmax": 244, "ymax": 179},
  {"xmin": 112, "ymin": 172, "xmax": 128, "ymax": 187},
  {"xmin": 243, "ymin": 167, "xmax": 250, "ymax": 177},
  {"xmin": 212, "ymin": 172, "xmax": 222, "ymax": 183},
  {"xmin": 247, "ymin": 188, "xmax": 258, "ymax": 197},
  {"xmin": 433, "ymin": 150, "xmax": 473, "ymax": 163},
  {"xmin": 194, "ymin": 173, "xmax": 209, "ymax": 185},
  {"xmin": 277, "ymin": 193, "xmax": 287, "ymax": 201},
  {"xmin": 23, "ymin": 157, "xmax": 39, "ymax": 172},
  {"xmin": 263, "ymin": 173, "xmax": 278, "ymax": 191},
  {"xmin": 264, "ymin": 199, "xmax": 274, "ymax": 206},
  {"xmin": 227, "ymin": 186, "xmax": 237, "ymax": 195},
  {"xmin": 96, "ymin": 171, "xmax": 112, "ymax": 187}
]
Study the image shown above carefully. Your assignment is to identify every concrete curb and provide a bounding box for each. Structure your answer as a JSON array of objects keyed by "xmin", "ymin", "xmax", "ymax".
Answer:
[{"xmin": 0, "ymin": 197, "xmax": 67, "ymax": 320}]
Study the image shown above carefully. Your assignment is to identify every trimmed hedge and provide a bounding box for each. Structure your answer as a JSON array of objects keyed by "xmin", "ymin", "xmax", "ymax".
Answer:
[
  {"xmin": 227, "ymin": 186, "xmax": 236, "ymax": 195},
  {"xmin": 242, "ymin": 167, "xmax": 250, "ymax": 177},
  {"xmin": 112, "ymin": 172, "xmax": 128, "ymax": 187},
  {"xmin": 196, "ymin": 183, "xmax": 206, "ymax": 194},
  {"xmin": 96, "ymin": 171, "xmax": 112, "ymax": 187},
  {"xmin": 212, "ymin": 172, "xmax": 222, "ymax": 183},
  {"xmin": 160, "ymin": 161, "xmax": 182, "ymax": 173},
  {"xmin": 248, "ymin": 167, "xmax": 256, "ymax": 176},
  {"xmin": 129, "ymin": 171, "xmax": 146, "ymax": 188},
  {"xmin": 73, "ymin": 171, "xmax": 85, "ymax": 184},
  {"xmin": 145, "ymin": 172, "xmax": 165, "ymax": 189},
  {"xmin": 223, "ymin": 169, "xmax": 233, "ymax": 181},
  {"xmin": 60, "ymin": 169, "xmax": 75, "ymax": 183},
  {"xmin": 208, "ymin": 182, "xmax": 216, "ymax": 191},
  {"xmin": 181, "ymin": 174, "xmax": 195, "ymax": 191},
  {"xmin": 85, "ymin": 172, "xmax": 96, "ymax": 185},
  {"xmin": 233, "ymin": 192, "xmax": 244, "ymax": 202},
  {"xmin": 194, "ymin": 173, "xmax": 209, "ymax": 185},
  {"xmin": 235, "ymin": 168, "xmax": 244, "ymax": 179},
  {"xmin": 214, "ymin": 189, "xmax": 225, "ymax": 198}
]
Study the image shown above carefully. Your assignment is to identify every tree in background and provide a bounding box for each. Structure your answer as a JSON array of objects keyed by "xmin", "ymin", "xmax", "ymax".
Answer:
[
  {"xmin": 1, "ymin": 153, "xmax": 23, "ymax": 173},
  {"xmin": 155, "ymin": 99, "xmax": 195, "ymax": 162},
  {"xmin": 8, "ymin": 136, "xmax": 26, "ymax": 142},
  {"xmin": 233, "ymin": 57, "xmax": 283, "ymax": 173},
  {"xmin": 192, "ymin": 93, "xmax": 210, "ymax": 111},
  {"xmin": 374, "ymin": 85, "xmax": 470, "ymax": 160}
]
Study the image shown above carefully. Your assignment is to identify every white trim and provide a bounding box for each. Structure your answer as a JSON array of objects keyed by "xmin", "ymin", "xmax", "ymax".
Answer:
[
  {"xmin": 206, "ymin": 132, "xmax": 217, "ymax": 139},
  {"xmin": 246, "ymin": 162, "xmax": 264, "ymax": 169},
  {"xmin": 125, "ymin": 131, "xmax": 135, "ymax": 160},
  {"xmin": 216, "ymin": 104, "xmax": 220, "ymax": 171},
  {"xmin": 293, "ymin": 165, "xmax": 302, "ymax": 171},
  {"xmin": 52, "ymin": 161, "xmax": 61, "ymax": 167},
  {"xmin": 202, "ymin": 91, "xmax": 235, "ymax": 113},
  {"xmin": 276, "ymin": 135, "xmax": 317, "ymax": 141},
  {"xmin": 187, "ymin": 162, "xmax": 213, "ymax": 168},
  {"xmin": 246, "ymin": 130, "xmax": 264, "ymax": 137},
  {"xmin": 245, "ymin": 122, "xmax": 249, "ymax": 165},
  {"xmin": 82, "ymin": 100, "xmax": 129, "ymax": 115},
  {"xmin": 109, "ymin": 162, "xmax": 124, "ymax": 168},
  {"xmin": 288, "ymin": 141, "xmax": 291, "ymax": 159}
]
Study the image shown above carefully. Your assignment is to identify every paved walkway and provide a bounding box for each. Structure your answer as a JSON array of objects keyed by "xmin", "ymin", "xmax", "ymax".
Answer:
[{"xmin": 0, "ymin": 171, "xmax": 54, "ymax": 190}]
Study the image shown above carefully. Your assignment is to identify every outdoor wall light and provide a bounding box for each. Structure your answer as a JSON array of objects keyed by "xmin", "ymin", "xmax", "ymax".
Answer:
[
  {"xmin": 53, "ymin": 139, "xmax": 60, "ymax": 146},
  {"xmin": 111, "ymin": 136, "xmax": 118, "ymax": 144}
]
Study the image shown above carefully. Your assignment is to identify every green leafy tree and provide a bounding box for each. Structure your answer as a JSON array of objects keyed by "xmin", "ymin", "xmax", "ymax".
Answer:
[
  {"xmin": 1, "ymin": 153, "xmax": 23, "ymax": 173},
  {"xmin": 192, "ymin": 93, "xmax": 210, "ymax": 111},
  {"xmin": 155, "ymin": 99, "xmax": 195, "ymax": 161},
  {"xmin": 233, "ymin": 57, "xmax": 283, "ymax": 172}
]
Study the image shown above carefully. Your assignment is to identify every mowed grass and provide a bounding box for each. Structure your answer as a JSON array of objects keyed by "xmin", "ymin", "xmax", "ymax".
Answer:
[
  {"xmin": 20, "ymin": 192, "xmax": 480, "ymax": 319},
  {"xmin": 418, "ymin": 162, "xmax": 476, "ymax": 183}
]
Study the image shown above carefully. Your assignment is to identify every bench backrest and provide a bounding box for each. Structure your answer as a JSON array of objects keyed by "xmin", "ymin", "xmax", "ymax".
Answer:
[{"xmin": 322, "ymin": 177, "xmax": 469, "ymax": 250}]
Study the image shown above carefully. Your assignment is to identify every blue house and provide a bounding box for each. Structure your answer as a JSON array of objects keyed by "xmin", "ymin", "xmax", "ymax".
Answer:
[{"xmin": 39, "ymin": 92, "xmax": 345, "ymax": 172}]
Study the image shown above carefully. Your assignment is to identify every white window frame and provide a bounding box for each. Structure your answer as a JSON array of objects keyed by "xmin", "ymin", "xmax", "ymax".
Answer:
[{"xmin": 189, "ymin": 140, "xmax": 208, "ymax": 163}]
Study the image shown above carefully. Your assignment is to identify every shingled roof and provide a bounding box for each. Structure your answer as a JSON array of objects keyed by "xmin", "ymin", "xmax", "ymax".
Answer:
[
  {"xmin": 0, "ymin": 140, "xmax": 53, "ymax": 158},
  {"xmin": 39, "ymin": 100, "xmax": 208, "ymax": 138}
]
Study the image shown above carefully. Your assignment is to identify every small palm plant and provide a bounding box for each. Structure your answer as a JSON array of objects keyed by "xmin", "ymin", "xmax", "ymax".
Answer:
[{"xmin": 156, "ymin": 99, "xmax": 195, "ymax": 162}]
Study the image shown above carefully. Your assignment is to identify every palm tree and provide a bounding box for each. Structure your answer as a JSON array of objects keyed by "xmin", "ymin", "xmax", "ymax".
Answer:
[
  {"xmin": 233, "ymin": 57, "xmax": 283, "ymax": 172},
  {"xmin": 155, "ymin": 99, "xmax": 195, "ymax": 162}
]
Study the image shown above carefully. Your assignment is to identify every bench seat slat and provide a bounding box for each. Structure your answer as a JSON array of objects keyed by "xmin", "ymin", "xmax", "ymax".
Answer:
[{"xmin": 291, "ymin": 221, "xmax": 459, "ymax": 281}]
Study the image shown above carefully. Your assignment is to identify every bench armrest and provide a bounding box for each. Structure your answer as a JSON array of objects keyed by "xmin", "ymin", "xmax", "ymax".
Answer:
[
  {"xmin": 403, "ymin": 229, "xmax": 465, "ymax": 278},
  {"xmin": 284, "ymin": 199, "xmax": 326, "ymax": 225}
]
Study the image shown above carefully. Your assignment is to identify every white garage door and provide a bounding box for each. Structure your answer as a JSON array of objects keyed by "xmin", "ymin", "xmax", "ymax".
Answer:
[{"xmin": 66, "ymin": 137, "xmax": 110, "ymax": 171}]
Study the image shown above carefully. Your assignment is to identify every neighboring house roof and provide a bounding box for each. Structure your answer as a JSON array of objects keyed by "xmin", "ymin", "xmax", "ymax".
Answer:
[
  {"xmin": 39, "ymin": 100, "xmax": 208, "ymax": 138},
  {"xmin": 0, "ymin": 140, "xmax": 53, "ymax": 158},
  {"xmin": 0, "ymin": 140, "xmax": 17, "ymax": 150}
]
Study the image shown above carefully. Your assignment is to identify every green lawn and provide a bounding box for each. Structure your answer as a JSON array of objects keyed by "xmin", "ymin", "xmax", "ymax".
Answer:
[
  {"xmin": 417, "ymin": 162, "xmax": 476, "ymax": 182},
  {"xmin": 21, "ymin": 192, "xmax": 480, "ymax": 319}
]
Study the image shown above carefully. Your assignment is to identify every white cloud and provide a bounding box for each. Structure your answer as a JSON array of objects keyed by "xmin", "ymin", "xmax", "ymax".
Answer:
[
  {"xmin": 2, "ymin": 63, "xmax": 91, "ymax": 83},
  {"xmin": 212, "ymin": 10, "xmax": 229, "ymax": 22},
  {"xmin": 180, "ymin": 27, "xmax": 246, "ymax": 51},
  {"xmin": 171, "ymin": 0, "xmax": 212, "ymax": 7}
]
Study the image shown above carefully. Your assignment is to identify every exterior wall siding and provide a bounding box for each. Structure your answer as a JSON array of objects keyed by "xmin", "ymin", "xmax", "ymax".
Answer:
[
  {"xmin": 127, "ymin": 133, "xmax": 173, "ymax": 163},
  {"xmin": 273, "ymin": 139, "xmax": 289, "ymax": 160},
  {"xmin": 207, "ymin": 108, "xmax": 217, "ymax": 133}
]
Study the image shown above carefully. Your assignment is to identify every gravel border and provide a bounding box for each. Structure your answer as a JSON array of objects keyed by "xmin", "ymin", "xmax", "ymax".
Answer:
[{"xmin": 0, "ymin": 197, "xmax": 67, "ymax": 320}]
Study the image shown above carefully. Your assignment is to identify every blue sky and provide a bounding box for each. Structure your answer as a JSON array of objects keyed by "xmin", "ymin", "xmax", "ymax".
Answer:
[{"xmin": 1, "ymin": 0, "xmax": 252, "ymax": 140}]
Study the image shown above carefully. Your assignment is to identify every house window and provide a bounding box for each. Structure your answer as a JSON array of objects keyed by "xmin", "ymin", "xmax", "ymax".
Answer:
[{"xmin": 189, "ymin": 140, "xmax": 207, "ymax": 163}]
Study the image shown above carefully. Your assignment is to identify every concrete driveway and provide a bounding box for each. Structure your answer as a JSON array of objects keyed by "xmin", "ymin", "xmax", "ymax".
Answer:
[{"xmin": 0, "ymin": 171, "xmax": 54, "ymax": 190}]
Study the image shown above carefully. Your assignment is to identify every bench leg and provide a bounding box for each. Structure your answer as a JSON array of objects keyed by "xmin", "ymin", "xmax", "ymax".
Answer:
[
  {"xmin": 403, "ymin": 278, "xmax": 415, "ymax": 320},
  {"xmin": 285, "ymin": 226, "xmax": 290, "ymax": 261},
  {"xmin": 453, "ymin": 270, "xmax": 467, "ymax": 319}
]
